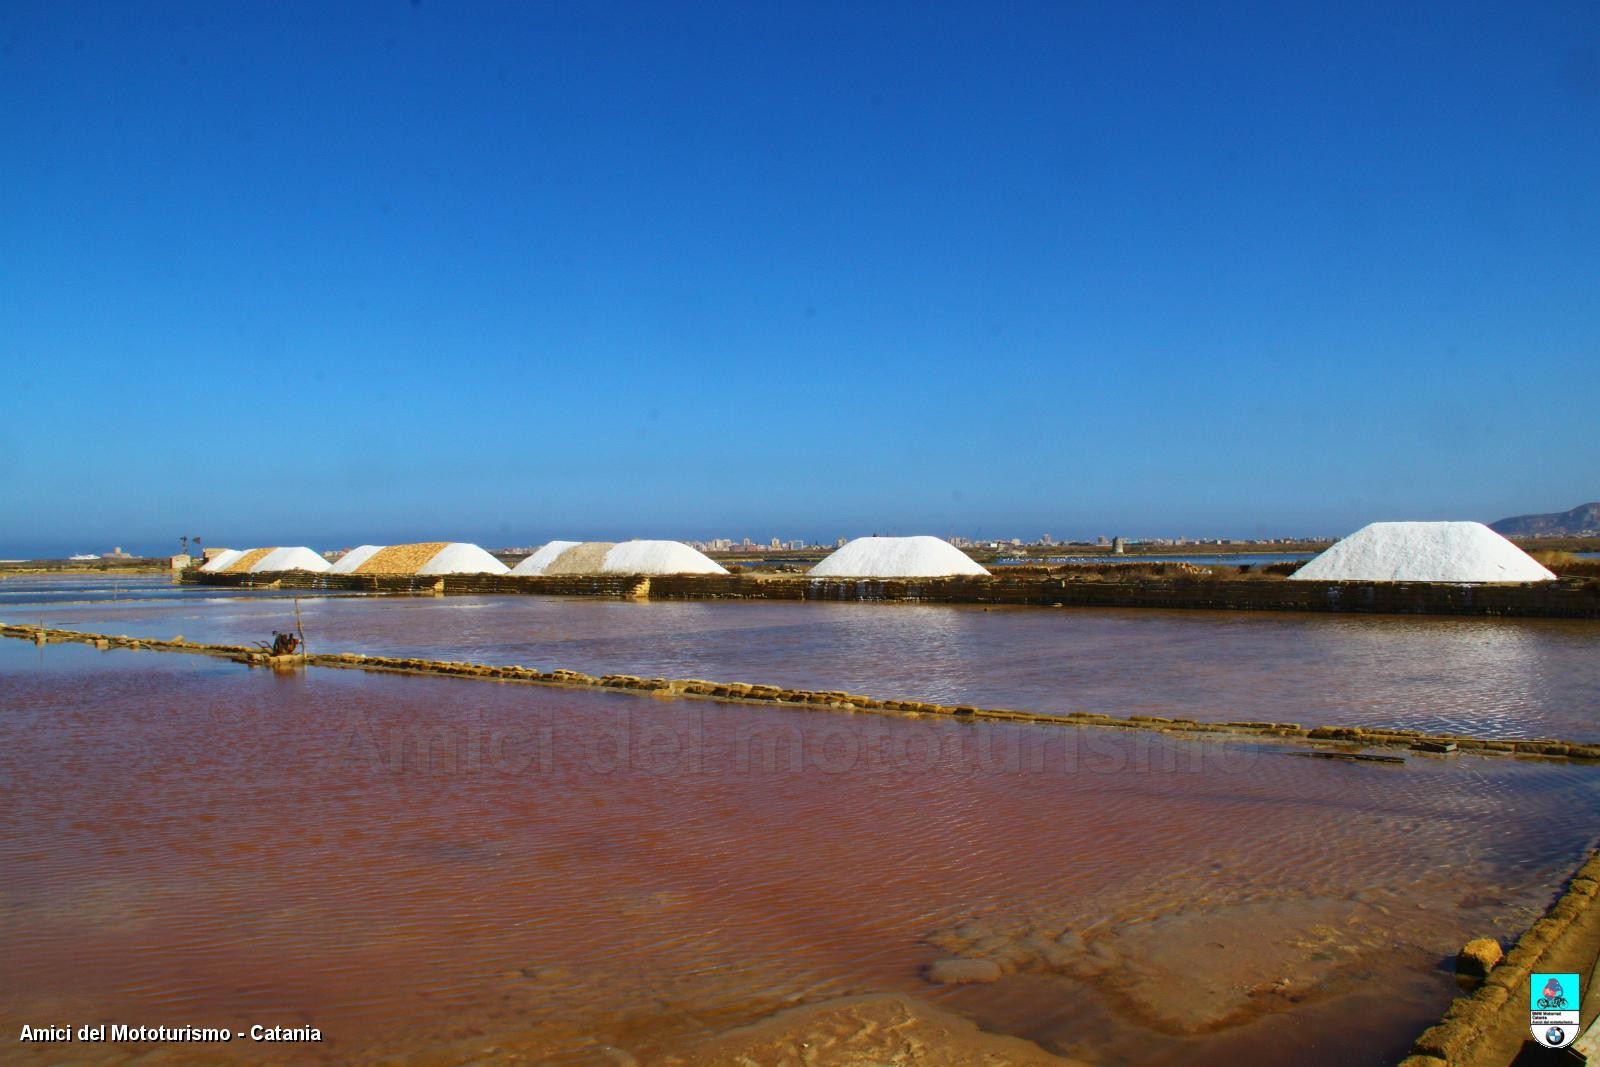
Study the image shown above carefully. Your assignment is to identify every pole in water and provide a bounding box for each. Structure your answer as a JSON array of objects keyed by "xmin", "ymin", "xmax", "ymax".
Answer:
[{"xmin": 294, "ymin": 595, "xmax": 307, "ymax": 656}]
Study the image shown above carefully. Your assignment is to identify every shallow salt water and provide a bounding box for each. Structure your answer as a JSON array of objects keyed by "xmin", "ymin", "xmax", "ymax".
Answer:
[
  {"xmin": 2, "ymin": 638, "xmax": 1599, "ymax": 1065},
  {"xmin": 8, "ymin": 574, "xmax": 1599, "ymax": 740}
]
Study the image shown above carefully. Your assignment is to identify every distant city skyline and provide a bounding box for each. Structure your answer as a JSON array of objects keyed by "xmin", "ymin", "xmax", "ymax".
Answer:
[
  {"xmin": 4, "ymin": 499, "xmax": 1595, "ymax": 562},
  {"xmin": 16, "ymin": 518, "xmax": 1577, "ymax": 564},
  {"xmin": 2, "ymin": 3, "xmax": 1596, "ymax": 559}
]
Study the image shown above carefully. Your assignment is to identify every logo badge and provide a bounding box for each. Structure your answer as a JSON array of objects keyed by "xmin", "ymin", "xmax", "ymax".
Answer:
[{"xmin": 1530, "ymin": 972, "xmax": 1579, "ymax": 1048}]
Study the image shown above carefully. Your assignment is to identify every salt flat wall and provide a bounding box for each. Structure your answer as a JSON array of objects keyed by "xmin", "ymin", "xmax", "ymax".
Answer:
[{"xmin": 181, "ymin": 570, "xmax": 1600, "ymax": 618}]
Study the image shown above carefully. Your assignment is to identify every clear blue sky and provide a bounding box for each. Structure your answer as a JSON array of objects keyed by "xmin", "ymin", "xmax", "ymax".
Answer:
[{"xmin": 2, "ymin": 2, "xmax": 1596, "ymax": 557}]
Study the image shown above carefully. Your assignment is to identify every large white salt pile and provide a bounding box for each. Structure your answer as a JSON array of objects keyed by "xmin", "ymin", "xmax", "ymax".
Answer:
[
  {"xmin": 509, "ymin": 541, "xmax": 582, "ymax": 576},
  {"xmin": 516, "ymin": 540, "xmax": 727, "ymax": 575},
  {"xmin": 200, "ymin": 549, "xmax": 245, "ymax": 573},
  {"xmin": 416, "ymin": 543, "xmax": 510, "ymax": 575},
  {"xmin": 248, "ymin": 546, "xmax": 331, "ymax": 573},
  {"xmin": 1290, "ymin": 522, "xmax": 1556, "ymax": 583},
  {"xmin": 601, "ymin": 540, "xmax": 728, "ymax": 575},
  {"xmin": 809, "ymin": 536, "xmax": 989, "ymax": 578},
  {"xmin": 202, "ymin": 547, "xmax": 332, "ymax": 573},
  {"xmin": 329, "ymin": 545, "xmax": 385, "ymax": 574}
]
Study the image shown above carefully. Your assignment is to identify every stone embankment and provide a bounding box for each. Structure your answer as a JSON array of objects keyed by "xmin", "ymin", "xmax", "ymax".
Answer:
[
  {"xmin": 6, "ymin": 622, "xmax": 1599, "ymax": 763},
  {"xmin": 1401, "ymin": 850, "xmax": 1600, "ymax": 1066},
  {"xmin": 180, "ymin": 569, "xmax": 1600, "ymax": 618}
]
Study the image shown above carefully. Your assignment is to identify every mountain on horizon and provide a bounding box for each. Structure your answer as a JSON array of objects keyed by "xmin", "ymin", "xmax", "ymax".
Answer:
[{"xmin": 1489, "ymin": 502, "xmax": 1600, "ymax": 537}]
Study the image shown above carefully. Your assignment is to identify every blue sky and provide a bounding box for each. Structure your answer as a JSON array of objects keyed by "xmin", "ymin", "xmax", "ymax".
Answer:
[{"xmin": 2, "ymin": 2, "xmax": 1597, "ymax": 556}]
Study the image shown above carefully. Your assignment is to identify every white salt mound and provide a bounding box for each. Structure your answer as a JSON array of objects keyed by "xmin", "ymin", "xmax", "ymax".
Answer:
[
  {"xmin": 1290, "ymin": 521, "xmax": 1556, "ymax": 583},
  {"xmin": 809, "ymin": 536, "xmax": 989, "ymax": 578},
  {"xmin": 416, "ymin": 543, "xmax": 510, "ymax": 575},
  {"xmin": 249, "ymin": 546, "xmax": 331, "ymax": 573},
  {"xmin": 505, "ymin": 540, "xmax": 723, "ymax": 576},
  {"xmin": 543, "ymin": 542, "xmax": 617, "ymax": 575},
  {"xmin": 509, "ymin": 541, "xmax": 582, "ymax": 576},
  {"xmin": 329, "ymin": 545, "xmax": 384, "ymax": 574},
  {"xmin": 601, "ymin": 541, "xmax": 728, "ymax": 575},
  {"xmin": 200, "ymin": 549, "xmax": 244, "ymax": 573}
]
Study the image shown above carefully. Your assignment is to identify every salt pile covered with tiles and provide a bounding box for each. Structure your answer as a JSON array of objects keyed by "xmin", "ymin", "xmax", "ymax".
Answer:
[
  {"xmin": 328, "ymin": 545, "xmax": 384, "ymax": 574},
  {"xmin": 250, "ymin": 547, "xmax": 332, "ymax": 573},
  {"xmin": 416, "ymin": 543, "xmax": 508, "ymax": 575},
  {"xmin": 509, "ymin": 541, "xmax": 582, "ymax": 576},
  {"xmin": 1290, "ymin": 521, "xmax": 1556, "ymax": 583},
  {"xmin": 200, "ymin": 549, "xmax": 246, "ymax": 573},
  {"xmin": 200, "ymin": 547, "xmax": 330, "ymax": 573},
  {"xmin": 540, "ymin": 542, "xmax": 616, "ymax": 575},
  {"xmin": 809, "ymin": 536, "xmax": 989, "ymax": 578},
  {"xmin": 512, "ymin": 540, "xmax": 727, "ymax": 576},
  {"xmin": 331, "ymin": 542, "xmax": 509, "ymax": 576}
]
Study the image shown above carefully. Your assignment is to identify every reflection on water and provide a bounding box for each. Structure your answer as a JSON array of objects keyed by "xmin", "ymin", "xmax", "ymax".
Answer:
[
  {"xmin": 0, "ymin": 573, "xmax": 349, "ymax": 607},
  {"xmin": 11, "ymin": 579, "xmax": 1600, "ymax": 740},
  {"xmin": 2, "ymin": 641, "xmax": 1598, "ymax": 1065}
]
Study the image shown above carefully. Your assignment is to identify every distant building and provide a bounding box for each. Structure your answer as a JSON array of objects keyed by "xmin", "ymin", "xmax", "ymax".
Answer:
[{"xmin": 1112, "ymin": 537, "xmax": 1126, "ymax": 554}]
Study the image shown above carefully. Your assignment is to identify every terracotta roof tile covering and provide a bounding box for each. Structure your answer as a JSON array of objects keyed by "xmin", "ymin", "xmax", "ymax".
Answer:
[
  {"xmin": 347, "ymin": 542, "xmax": 509, "ymax": 576},
  {"xmin": 225, "ymin": 548, "xmax": 275, "ymax": 573},
  {"xmin": 354, "ymin": 543, "xmax": 452, "ymax": 575}
]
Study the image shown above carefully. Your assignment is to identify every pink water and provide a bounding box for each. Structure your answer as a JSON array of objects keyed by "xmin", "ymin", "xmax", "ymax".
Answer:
[
  {"xmin": 2, "ymin": 638, "xmax": 1598, "ymax": 1065},
  {"xmin": 13, "ymin": 577, "xmax": 1600, "ymax": 739}
]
